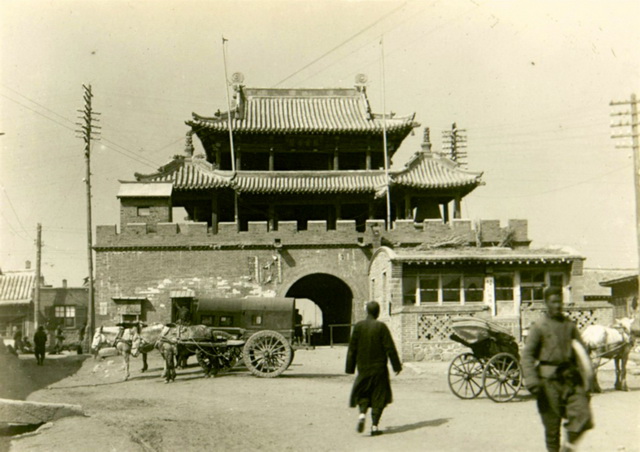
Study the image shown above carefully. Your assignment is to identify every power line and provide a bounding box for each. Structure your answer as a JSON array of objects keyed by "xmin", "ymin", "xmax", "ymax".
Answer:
[
  {"xmin": 473, "ymin": 164, "xmax": 631, "ymax": 199},
  {"xmin": 273, "ymin": 1, "xmax": 410, "ymax": 87}
]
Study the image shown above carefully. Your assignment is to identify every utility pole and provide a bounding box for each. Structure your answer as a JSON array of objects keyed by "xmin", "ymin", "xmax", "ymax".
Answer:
[
  {"xmin": 611, "ymin": 93, "xmax": 640, "ymax": 305},
  {"xmin": 34, "ymin": 223, "xmax": 42, "ymax": 332},
  {"xmin": 75, "ymin": 85, "xmax": 100, "ymax": 348},
  {"xmin": 442, "ymin": 122, "xmax": 468, "ymax": 166}
]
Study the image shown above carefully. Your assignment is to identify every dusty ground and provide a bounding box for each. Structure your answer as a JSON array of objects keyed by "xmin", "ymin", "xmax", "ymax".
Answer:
[{"xmin": 2, "ymin": 347, "xmax": 639, "ymax": 452}]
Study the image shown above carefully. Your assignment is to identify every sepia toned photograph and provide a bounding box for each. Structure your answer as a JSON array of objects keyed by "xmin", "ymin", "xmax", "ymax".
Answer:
[{"xmin": 1, "ymin": 1, "xmax": 638, "ymax": 451}]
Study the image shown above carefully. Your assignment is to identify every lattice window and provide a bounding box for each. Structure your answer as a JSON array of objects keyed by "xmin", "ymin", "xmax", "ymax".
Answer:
[
  {"xmin": 566, "ymin": 310, "xmax": 598, "ymax": 330},
  {"xmin": 417, "ymin": 313, "xmax": 477, "ymax": 341}
]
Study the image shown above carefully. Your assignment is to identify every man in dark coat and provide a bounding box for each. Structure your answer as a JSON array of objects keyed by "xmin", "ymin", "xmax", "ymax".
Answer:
[
  {"xmin": 33, "ymin": 326, "xmax": 47, "ymax": 365},
  {"xmin": 346, "ymin": 301, "xmax": 402, "ymax": 436},
  {"xmin": 522, "ymin": 286, "xmax": 593, "ymax": 452}
]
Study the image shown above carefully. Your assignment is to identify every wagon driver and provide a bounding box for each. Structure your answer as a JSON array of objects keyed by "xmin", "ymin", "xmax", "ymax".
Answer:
[
  {"xmin": 346, "ymin": 301, "xmax": 402, "ymax": 436},
  {"xmin": 522, "ymin": 286, "xmax": 593, "ymax": 452}
]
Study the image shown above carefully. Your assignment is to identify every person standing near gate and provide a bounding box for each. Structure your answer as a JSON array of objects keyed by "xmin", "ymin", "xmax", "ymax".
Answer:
[
  {"xmin": 346, "ymin": 301, "xmax": 402, "ymax": 436},
  {"xmin": 522, "ymin": 286, "xmax": 593, "ymax": 452},
  {"xmin": 33, "ymin": 326, "xmax": 47, "ymax": 365}
]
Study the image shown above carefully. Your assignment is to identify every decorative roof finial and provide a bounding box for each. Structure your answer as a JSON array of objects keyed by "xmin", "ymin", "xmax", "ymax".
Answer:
[
  {"xmin": 355, "ymin": 73, "xmax": 368, "ymax": 92},
  {"xmin": 421, "ymin": 127, "xmax": 432, "ymax": 152},
  {"xmin": 184, "ymin": 131, "xmax": 194, "ymax": 157}
]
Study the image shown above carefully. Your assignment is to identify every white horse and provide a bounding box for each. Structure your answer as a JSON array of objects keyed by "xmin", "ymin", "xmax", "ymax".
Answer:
[
  {"xmin": 581, "ymin": 317, "xmax": 636, "ymax": 392},
  {"xmin": 91, "ymin": 325, "xmax": 144, "ymax": 381}
]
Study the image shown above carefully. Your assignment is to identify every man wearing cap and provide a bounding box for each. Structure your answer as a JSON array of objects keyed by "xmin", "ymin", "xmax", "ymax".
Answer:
[
  {"xmin": 346, "ymin": 301, "xmax": 402, "ymax": 436},
  {"xmin": 522, "ymin": 286, "xmax": 593, "ymax": 452}
]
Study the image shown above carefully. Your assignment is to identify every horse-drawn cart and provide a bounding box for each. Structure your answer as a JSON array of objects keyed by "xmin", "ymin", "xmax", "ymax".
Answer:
[
  {"xmin": 169, "ymin": 297, "xmax": 298, "ymax": 379},
  {"xmin": 447, "ymin": 317, "xmax": 523, "ymax": 402},
  {"xmin": 177, "ymin": 328, "xmax": 293, "ymax": 378}
]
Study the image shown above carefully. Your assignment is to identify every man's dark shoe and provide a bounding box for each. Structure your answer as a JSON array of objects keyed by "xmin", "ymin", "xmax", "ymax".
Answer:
[
  {"xmin": 371, "ymin": 426, "xmax": 383, "ymax": 436},
  {"xmin": 356, "ymin": 417, "xmax": 365, "ymax": 433}
]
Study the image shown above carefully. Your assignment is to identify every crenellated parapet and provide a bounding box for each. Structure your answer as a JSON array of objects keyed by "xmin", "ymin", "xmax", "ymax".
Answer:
[{"xmin": 95, "ymin": 218, "xmax": 530, "ymax": 250}]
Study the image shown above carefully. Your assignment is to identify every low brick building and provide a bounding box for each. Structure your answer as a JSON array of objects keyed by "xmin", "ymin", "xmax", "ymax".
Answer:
[
  {"xmin": 39, "ymin": 280, "xmax": 89, "ymax": 345},
  {"xmin": 367, "ymin": 225, "xmax": 613, "ymax": 361},
  {"xmin": 599, "ymin": 274, "xmax": 638, "ymax": 319}
]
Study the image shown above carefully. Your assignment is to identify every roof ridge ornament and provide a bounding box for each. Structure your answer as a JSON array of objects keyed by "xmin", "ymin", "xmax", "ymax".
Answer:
[{"xmin": 184, "ymin": 131, "xmax": 194, "ymax": 157}]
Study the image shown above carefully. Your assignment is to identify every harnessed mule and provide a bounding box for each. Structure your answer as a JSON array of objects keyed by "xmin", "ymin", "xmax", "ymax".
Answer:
[
  {"xmin": 91, "ymin": 325, "xmax": 144, "ymax": 381},
  {"xmin": 581, "ymin": 317, "xmax": 636, "ymax": 392}
]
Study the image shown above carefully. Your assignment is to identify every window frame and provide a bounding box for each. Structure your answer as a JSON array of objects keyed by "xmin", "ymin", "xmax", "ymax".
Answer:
[{"xmin": 404, "ymin": 272, "xmax": 485, "ymax": 306}]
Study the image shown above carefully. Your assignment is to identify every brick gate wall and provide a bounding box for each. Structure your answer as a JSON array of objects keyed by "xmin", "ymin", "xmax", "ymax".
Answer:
[{"xmin": 95, "ymin": 246, "xmax": 369, "ymax": 326}]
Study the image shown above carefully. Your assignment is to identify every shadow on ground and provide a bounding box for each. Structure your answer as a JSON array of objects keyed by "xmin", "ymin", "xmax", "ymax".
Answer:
[
  {"xmin": 0, "ymin": 352, "xmax": 88, "ymax": 400},
  {"xmin": 384, "ymin": 418, "xmax": 450, "ymax": 435}
]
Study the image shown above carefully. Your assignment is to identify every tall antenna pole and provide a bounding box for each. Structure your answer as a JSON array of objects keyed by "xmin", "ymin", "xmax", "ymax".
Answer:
[
  {"xmin": 34, "ymin": 223, "xmax": 42, "ymax": 332},
  {"xmin": 380, "ymin": 35, "xmax": 391, "ymax": 230},
  {"xmin": 76, "ymin": 84, "xmax": 100, "ymax": 346}
]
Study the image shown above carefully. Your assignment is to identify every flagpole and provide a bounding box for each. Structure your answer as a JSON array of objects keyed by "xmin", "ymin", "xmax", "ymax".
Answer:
[
  {"xmin": 222, "ymin": 36, "xmax": 236, "ymax": 173},
  {"xmin": 380, "ymin": 35, "xmax": 391, "ymax": 230}
]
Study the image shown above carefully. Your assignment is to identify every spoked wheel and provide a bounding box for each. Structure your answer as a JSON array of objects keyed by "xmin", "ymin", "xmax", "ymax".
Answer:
[
  {"xmin": 447, "ymin": 353, "xmax": 484, "ymax": 399},
  {"xmin": 243, "ymin": 330, "xmax": 292, "ymax": 378},
  {"xmin": 482, "ymin": 352, "xmax": 522, "ymax": 402}
]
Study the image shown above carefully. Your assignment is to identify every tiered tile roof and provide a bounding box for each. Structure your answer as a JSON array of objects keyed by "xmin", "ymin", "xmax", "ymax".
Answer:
[
  {"xmin": 135, "ymin": 153, "xmax": 483, "ymax": 195},
  {"xmin": 187, "ymin": 88, "xmax": 418, "ymax": 135}
]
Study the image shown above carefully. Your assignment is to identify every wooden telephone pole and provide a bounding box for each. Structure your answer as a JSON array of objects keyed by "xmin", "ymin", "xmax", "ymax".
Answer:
[
  {"xmin": 34, "ymin": 223, "xmax": 42, "ymax": 331},
  {"xmin": 611, "ymin": 94, "xmax": 640, "ymax": 308},
  {"xmin": 75, "ymin": 85, "xmax": 100, "ymax": 346}
]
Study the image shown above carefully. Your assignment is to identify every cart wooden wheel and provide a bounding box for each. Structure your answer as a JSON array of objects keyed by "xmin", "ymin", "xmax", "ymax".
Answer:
[
  {"xmin": 243, "ymin": 330, "xmax": 292, "ymax": 378},
  {"xmin": 286, "ymin": 348, "xmax": 295, "ymax": 370},
  {"xmin": 447, "ymin": 353, "xmax": 484, "ymax": 399},
  {"xmin": 482, "ymin": 352, "xmax": 522, "ymax": 402}
]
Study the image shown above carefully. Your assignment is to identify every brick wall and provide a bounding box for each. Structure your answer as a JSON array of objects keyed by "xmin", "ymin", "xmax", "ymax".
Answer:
[
  {"xmin": 95, "ymin": 246, "xmax": 369, "ymax": 326},
  {"xmin": 120, "ymin": 197, "xmax": 171, "ymax": 232}
]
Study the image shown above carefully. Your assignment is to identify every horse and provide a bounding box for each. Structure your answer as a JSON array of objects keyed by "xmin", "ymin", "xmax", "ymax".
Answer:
[
  {"xmin": 133, "ymin": 324, "xmax": 240, "ymax": 382},
  {"xmin": 581, "ymin": 317, "xmax": 637, "ymax": 392},
  {"xmin": 91, "ymin": 325, "xmax": 145, "ymax": 381},
  {"xmin": 130, "ymin": 323, "xmax": 179, "ymax": 383}
]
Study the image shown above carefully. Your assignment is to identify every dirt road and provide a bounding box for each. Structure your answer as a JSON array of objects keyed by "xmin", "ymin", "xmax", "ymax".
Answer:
[{"xmin": 4, "ymin": 348, "xmax": 640, "ymax": 452}]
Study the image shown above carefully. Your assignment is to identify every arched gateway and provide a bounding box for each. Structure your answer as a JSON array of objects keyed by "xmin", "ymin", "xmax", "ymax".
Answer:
[{"xmin": 285, "ymin": 273, "xmax": 353, "ymax": 345}]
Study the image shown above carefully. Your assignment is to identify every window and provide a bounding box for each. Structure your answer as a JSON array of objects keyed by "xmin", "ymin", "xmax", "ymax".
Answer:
[
  {"xmin": 495, "ymin": 274, "xmax": 514, "ymax": 301},
  {"xmin": 55, "ymin": 306, "xmax": 76, "ymax": 327},
  {"xmin": 122, "ymin": 314, "xmax": 138, "ymax": 323},
  {"xmin": 521, "ymin": 270, "xmax": 545, "ymax": 302},
  {"xmin": 219, "ymin": 316, "xmax": 233, "ymax": 327},
  {"xmin": 137, "ymin": 207, "xmax": 150, "ymax": 217},
  {"xmin": 442, "ymin": 275, "xmax": 461, "ymax": 303},
  {"xmin": 464, "ymin": 276, "xmax": 484, "ymax": 302},
  {"xmin": 549, "ymin": 272, "xmax": 564, "ymax": 288},
  {"xmin": 418, "ymin": 276, "xmax": 439, "ymax": 303},
  {"xmin": 403, "ymin": 273, "xmax": 485, "ymax": 305},
  {"xmin": 403, "ymin": 277, "xmax": 417, "ymax": 305},
  {"xmin": 251, "ymin": 315, "xmax": 263, "ymax": 326},
  {"xmin": 201, "ymin": 315, "xmax": 214, "ymax": 326}
]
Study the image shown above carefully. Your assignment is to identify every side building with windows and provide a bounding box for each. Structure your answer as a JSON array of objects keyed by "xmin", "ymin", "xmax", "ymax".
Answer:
[
  {"xmin": 39, "ymin": 279, "xmax": 91, "ymax": 346},
  {"xmin": 368, "ymin": 221, "xmax": 614, "ymax": 362}
]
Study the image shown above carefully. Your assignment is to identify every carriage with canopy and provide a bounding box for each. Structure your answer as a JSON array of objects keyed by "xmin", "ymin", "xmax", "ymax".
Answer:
[{"xmin": 447, "ymin": 317, "xmax": 523, "ymax": 402}]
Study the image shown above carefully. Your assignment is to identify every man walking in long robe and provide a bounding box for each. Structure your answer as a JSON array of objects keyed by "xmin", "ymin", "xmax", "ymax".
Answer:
[{"xmin": 346, "ymin": 301, "xmax": 402, "ymax": 436}]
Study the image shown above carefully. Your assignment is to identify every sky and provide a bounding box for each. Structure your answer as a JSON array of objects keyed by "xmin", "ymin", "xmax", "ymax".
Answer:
[{"xmin": 1, "ymin": 0, "xmax": 638, "ymax": 287}]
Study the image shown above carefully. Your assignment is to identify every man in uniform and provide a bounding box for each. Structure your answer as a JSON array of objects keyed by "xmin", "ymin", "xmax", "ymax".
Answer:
[
  {"xmin": 346, "ymin": 301, "xmax": 402, "ymax": 436},
  {"xmin": 522, "ymin": 286, "xmax": 593, "ymax": 452}
]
